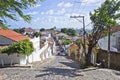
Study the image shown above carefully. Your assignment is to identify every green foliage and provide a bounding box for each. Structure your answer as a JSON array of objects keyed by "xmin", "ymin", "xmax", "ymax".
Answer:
[
  {"xmin": 85, "ymin": 0, "xmax": 120, "ymax": 66},
  {"xmin": 40, "ymin": 28, "xmax": 45, "ymax": 31},
  {"xmin": 13, "ymin": 28, "xmax": 26, "ymax": 34},
  {"xmin": 1, "ymin": 39, "xmax": 34, "ymax": 56},
  {"xmin": 61, "ymin": 28, "xmax": 76, "ymax": 36},
  {"xmin": 75, "ymin": 38, "xmax": 83, "ymax": 48},
  {"xmin": 0, "ymin": 0, "xmax": 44, "ymax": 28},
  {"xmin": 58, "ymin": 36, "xmax": 65, "ymax": 40},
  {"xmin": 62, "ymin": 39, "xmax": 72, "ymax": 45},
  {"xmin": 88, "ymin": 0, "xmax": 120, "ymax": 48},
  {"xmin": 67, "ymin": 28, "xmax": 76, "ymax": 36},
  {"xmin": 61, "ymin": 28, "xmax": 67, "ymax": 33},
  {"xmin": 71, "ymin": 50, "xmax": 76, "ymax": 54},
  {"xmin": 33, "ymin": 32, "xmax": 40, "ymax": 37},
  {"xmin": 13, "ymin": 28, "xmax": 21, "ymax": 33},
  {"xmin": 90, "ymin": 0, "xmax": 120, "ymax": 33}
]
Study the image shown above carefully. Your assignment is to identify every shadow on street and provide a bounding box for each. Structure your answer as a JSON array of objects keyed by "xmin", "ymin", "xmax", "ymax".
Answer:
[
  {"xmin": 35, "ymin": 67, "xmax": 83, "ymax": 78},
  {"xmin": 59, "ymin": 62, "xmax": 80, "ymax": 69}
]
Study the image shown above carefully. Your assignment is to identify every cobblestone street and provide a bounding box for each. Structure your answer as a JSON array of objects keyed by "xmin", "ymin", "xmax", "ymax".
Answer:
[{"xmin": 0, "ymin": 55, "xmax": 120, "ymax": 80}]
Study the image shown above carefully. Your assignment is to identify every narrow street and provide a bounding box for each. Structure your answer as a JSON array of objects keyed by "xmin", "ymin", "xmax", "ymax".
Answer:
[{"xmin": 0, "ymin": 54, "xmax": 120, "ymax": 80}]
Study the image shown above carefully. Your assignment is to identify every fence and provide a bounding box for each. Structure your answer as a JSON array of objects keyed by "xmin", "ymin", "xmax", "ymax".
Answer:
[{"xmin": 97, "ymin": 49, "xmax": 120, "ymax": 70}]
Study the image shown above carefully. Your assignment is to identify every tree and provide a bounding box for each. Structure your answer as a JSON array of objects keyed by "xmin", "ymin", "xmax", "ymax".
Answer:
[
  {"xmin": 13, "ymin": 28, "xmax": 21, "ymax": 33},
  {"xmin": 0, "ymin": 0, "xmax": 43, "ymax": 28},
  {"xmin": 62, "ymin": 38, "xmax": 72, "ymax": 45},
  {"xmin": 40, "ymin": 28, "xmax": 45, "ymax": 31},
  {"xmin": 1, "ymin": 39, "xmax": 34, "ymax": 56},
  {"xmin": 13, "ymin": 27, "xmax": 25, "ymax": 34},
  {"xmin": 67, "ymin": 28, "xmax": 76, "ymax": 36},
  {"xmin": 86, "ymin": 0, "xmax": 120, "ymax": 66},
  {"xmin": 75, "ymin": 38, "xmax": 85, "ymax": 64},
  {"xmin": 33, "ymin": 32, "xmax": 39, "ymax": 37},
  {"xmin": 61, "ymin": 28, "xmax": 67, "ymax": 33},
  {"xmin": 61, "ymin": 28, "xmax": 76, "ymax": 36}
]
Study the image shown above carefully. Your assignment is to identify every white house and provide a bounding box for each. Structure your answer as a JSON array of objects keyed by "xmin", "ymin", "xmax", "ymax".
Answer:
[
  {"xmin": 0, "ymin": 28, "xmax": 55, "ymax": 66},
  {"xmin": 0, "ymin": 28, "xmax": 29, "ymax": 46},
  {"xmin": 98, "ymin": 27, "xmax": 120, "ymax": 52}
]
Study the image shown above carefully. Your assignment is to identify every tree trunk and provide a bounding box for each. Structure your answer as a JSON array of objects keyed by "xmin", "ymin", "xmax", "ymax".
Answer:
[{"xmin": 85, "ymin": 45, "xmax": 93, "ymax": 66}]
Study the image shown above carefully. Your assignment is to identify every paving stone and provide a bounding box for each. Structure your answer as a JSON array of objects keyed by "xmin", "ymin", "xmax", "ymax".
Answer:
[{"xmin": 0, "ymin": 56, "xmax": 119, "ymax": 80}]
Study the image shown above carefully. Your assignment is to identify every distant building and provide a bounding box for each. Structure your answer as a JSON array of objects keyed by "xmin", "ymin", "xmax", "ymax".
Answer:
[
  {"xmin": 68, "ymin": 43, "xmax": 78, "ymax": 57},
  {"xmin": 23, "ymin": 27, "xmax": 36, "ymax": 35}
]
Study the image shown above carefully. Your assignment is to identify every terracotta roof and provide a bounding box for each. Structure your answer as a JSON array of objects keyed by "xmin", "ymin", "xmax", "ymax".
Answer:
[
  {"xmin": 0, "ymin": 28, "xmax": 29, "ymax": 42},
  {"xmin": 24, "ymin": 27, "xmax": 36, "ymax": 33},
  {"xmin": 68, "ymin": 44, "xmax": 78, "ymax": 50},
  {"xmin": 110, "ymin": 26, "xmax": 120, "ymax": 33}
]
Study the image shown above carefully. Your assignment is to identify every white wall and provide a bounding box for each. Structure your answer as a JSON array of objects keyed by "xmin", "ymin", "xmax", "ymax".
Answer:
[
  {"xmin": 0, "ymin": 54, "xmax": 27, "ymax": 65},
  {"xmin": 98, "ymin": 31, "xmax": 120, "ymax": 51},
  {"xmin": 0, "ymin": 37, "xmax": 53, "ymax": 65}
]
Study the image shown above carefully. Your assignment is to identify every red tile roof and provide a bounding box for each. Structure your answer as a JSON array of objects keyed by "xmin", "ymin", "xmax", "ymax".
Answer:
[
  {"xmin": 24, "ymin": 27, "xmax": 36, "ymax": 33},
  {"xmin": 0, "ymin": 28, "xmax": 29, "ymax": 42},
  {"xmin": 110, "ymin": 26, "xmax": 120, "ymax": 33}
]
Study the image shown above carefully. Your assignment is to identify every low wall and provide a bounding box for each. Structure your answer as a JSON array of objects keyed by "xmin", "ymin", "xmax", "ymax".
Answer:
[
  {"xmin": 97, "ymin": 49, "xmax": 120, "ymax": 70},
  {"xmin": 0, "ymin": 42, "xmax": 53, "ymax": 66},
  {"xmin": 0, "ymin": 54, "xmax": 27, "ymax": 65}
]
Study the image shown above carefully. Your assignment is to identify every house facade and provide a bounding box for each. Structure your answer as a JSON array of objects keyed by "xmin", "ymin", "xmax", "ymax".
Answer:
[
  {"xmin": 0, "ymin": 28, "xmax": 29, "ymax": 46},
  {"xmin": 0, "ymin": 36, "xmax": 13, "ymax": 45},
  {"xmin": 24, "ymin": 27, "xmax": 36, "ymax": 35},
  {"xmin": 98, "ymin": 29, "xmax": 120, "ymax": 52},
  {"xmin": 68, "ymin": 43, "xmax": 78, "ymax": 57},
  {"xmin": 0, "ymin": 28, "xmax": 55, "ymax": 65}
]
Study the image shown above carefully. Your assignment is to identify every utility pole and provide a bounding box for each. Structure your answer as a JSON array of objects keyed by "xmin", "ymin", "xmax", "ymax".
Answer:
[
  {"xmin": 70, "ymin": 15, "xmax": 86, "ymax": 54},
  {"xmin": 108, "ymin": 26, "xmax": 110, "ymax": 68}
]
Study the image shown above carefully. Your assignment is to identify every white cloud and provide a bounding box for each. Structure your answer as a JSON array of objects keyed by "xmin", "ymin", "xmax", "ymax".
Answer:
[
  {"xmin": 31, "ymin": 4, "xmax": 41, "ymax": 8},
  {"xmin": 46, "ymin": 9, "xmax": 54, "ymax": 15},
  {"xmin": 54, "ymin": 17, "xmax": 58, "ymax": 22},
  {"xmin": 35, "ymin": 4, "xmax": 41, "ymax": 8},
  {"xmin": 64, "ymin": 2, "xmax": 73, "ymax": 8},
  {"xmin": 57, "ymin": 2, "xmax": 73, "ymax": 8},
  {"xmin": 81, "ymin": 0, "xmax": 105, "ymax": 6},
  {"xmin": 57, "ymin": 2, "xmax": 64, "ymax": 7},
  {"xmin": 27, "ymin": 11, "xmax": 39, "ymax": 15},
  {"xmin": 33, "ymin": 17, "xmax": 40, "ymax": 23},
  {"xmin": 41, "ymin": 12, "xmax": 45, "ymax": 15},
  {"xmin": 56, "ymin": 8, "xmax": 66, "ymax": 15},
  {"xmin": 42, "ymin": 8, "xmax": 66, "ymax": 15}
]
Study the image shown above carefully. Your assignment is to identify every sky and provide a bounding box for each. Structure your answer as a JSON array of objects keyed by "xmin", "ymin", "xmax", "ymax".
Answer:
[{"xmin": 7, "ymin": 0, "xmax": 106, "ymax": 29}]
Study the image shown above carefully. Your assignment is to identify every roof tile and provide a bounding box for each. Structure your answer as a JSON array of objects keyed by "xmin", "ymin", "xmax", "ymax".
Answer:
[{"xmin": 0, "ymin": 28, "xmax": 29, "ymax": 42}]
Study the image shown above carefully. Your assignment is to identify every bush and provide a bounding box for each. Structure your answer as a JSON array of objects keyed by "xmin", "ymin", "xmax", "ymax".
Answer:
[{"xmin": 1, "ymin": 39, "xmax": 34, "ymax": 56}]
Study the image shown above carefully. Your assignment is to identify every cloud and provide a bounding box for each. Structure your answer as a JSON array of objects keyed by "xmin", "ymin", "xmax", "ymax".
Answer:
[
  {"xmin": 57, "ymin": 2, "xmax": 64, "ymax": 7},
  {"xmin": 41, "ymin": 12, "xmax": 45, "ymax": 15},
  {"xmin": 33, "ymin": 17, "xmax": 40, "ymax": 23},
  {"xmin": 64, "ymin": 2, "xmax": 73, "ymax": 8},
  {"xmin": 46, "ymin": 9, "xmax": 54, "ymax": 15},
  {"xmin": 27, "ymin": 11, "xmax": 39, "ymax": 15},
  {"xmin": 56, "ymin": 8, "xmax": 66, "ymax": 15},
  {"xmin": 80, "ymin": 0, "xmax": 105, "ymax": 6},
  {"xmin": 57, "ymin": 2, "xmax": 73, "ymax": 8},
  {"xmin": 42, "ymin": 8, "xmax": 66, "ymax": 15},
  {"xmin": 31, "ymin": 4, "xmax": 41, "ymax": 8},
  {"xmin": 35, "ymin": 4, "xmax": 41, "ymax": 8}
]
